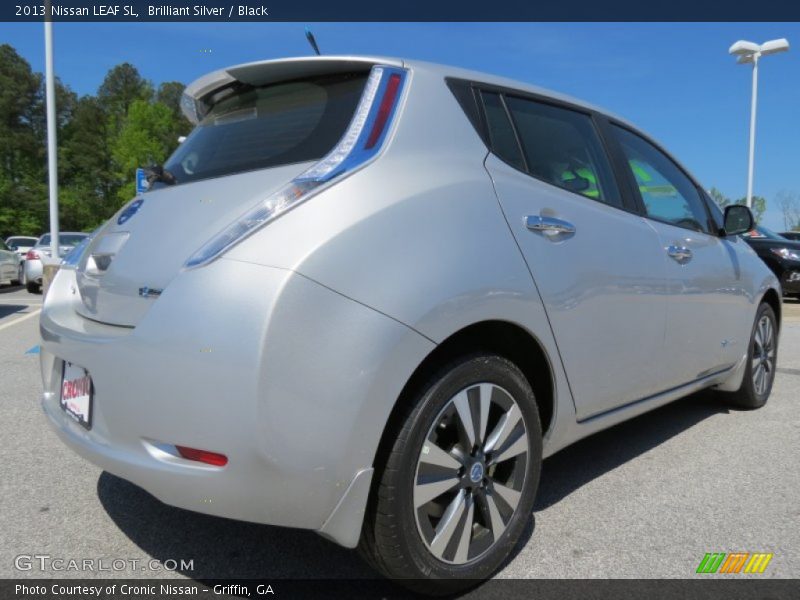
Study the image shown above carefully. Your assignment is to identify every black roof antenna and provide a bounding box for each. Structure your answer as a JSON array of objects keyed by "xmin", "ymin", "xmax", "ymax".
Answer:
[{"xmin": 305, "ymin": 27, "xmax": 321, "ymax": 56}]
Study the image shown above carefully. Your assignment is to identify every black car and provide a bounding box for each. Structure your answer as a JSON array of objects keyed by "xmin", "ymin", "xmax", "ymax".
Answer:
[
  {"xmin": 742, "ymin": 226, "xmax": 800, "ymax": 297},
  {"xmin": 780, "ymin": 230, "xmax": 800, "ymax": 241}
]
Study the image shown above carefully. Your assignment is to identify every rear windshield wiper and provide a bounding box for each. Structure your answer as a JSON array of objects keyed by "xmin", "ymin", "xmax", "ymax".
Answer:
[{"xmin": 144, "ymin": 165, "xmax": 177, "ymax": 187}]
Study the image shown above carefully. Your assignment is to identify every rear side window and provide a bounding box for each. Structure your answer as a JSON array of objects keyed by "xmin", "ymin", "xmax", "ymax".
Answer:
[
  {"xmin": 480, "ymin": 92, "xmax": 525, "ymax": 171},
  {"xmin": 611, "ymin": 125, "xmax": 710, "ymax": 233},
  {"xmin": 164, "ymin": 72, "xmax": 368, "ymax": 186},
  {"xmin": 503, "ymin": 96, "xmax": 622, "ymax": 208}
]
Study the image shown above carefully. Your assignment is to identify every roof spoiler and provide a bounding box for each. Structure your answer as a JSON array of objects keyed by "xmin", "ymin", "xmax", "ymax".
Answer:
[{"xmin": 180, "ymin": 55, "xmax": 404, "ymax": 124}]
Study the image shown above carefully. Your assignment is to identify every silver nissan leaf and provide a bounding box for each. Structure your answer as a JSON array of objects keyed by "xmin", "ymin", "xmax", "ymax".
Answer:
[{"xmin": 40, "ymin": 56, "xmax": 781, "ymax": 591}]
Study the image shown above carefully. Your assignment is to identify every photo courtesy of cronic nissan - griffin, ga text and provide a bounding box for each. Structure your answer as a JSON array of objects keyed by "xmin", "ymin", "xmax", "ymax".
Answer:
[{"xmin": 39, "ymin": 56, "xmax": 781, "ymax": 592}]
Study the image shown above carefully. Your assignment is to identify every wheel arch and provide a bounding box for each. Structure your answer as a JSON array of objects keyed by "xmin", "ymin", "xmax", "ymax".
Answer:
[
  {"xmin": 761, "ymin": 287, "xmax": 782, "ymax": 330},
  {"xmin": 371, "ymin": 320, "xmax": 556, "ymax": 475}
]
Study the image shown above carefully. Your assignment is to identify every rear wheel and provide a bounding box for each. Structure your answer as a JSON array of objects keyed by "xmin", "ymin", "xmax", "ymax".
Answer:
[
  {"xmin": 722, "ymin": 302, "xmax": 778, "ymax": 409},
  {"xmin": 26, "ymin": 281, "xmax": 40, "ymax": 294},
  {"xmin": 359, "ymin": 354, "xmax": 542, "ymax": 594}
]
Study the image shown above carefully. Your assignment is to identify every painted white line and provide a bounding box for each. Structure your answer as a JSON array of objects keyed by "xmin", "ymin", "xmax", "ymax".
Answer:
[
  {"xmin": 0, "ymin": 300, "xmax": 42, "ymax": 305},
  {"xmin": 0, "ymin": 308, "xmax": 41, "ymax": 332}
]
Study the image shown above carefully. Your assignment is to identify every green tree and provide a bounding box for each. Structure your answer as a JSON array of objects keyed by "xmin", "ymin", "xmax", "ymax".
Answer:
[
  {"xmin": 156, "ymin": 81, "xmax": 192, "ymax": 145},
  {"xmin": 60, "ymin": 96, "xmax": 115, "ymax": 223},
  {"xmin": 708, "ymin": 187, "xmax": 766, "ymax": 225},
  {"xmin": 111, "ymin": 99, "xmax": 175, "ymax": 203},
  {"xmin": 97, "ymin": 63, "xmax": 153, "ymax": 133},
  {"xmin": 0, "ymin": 47, "xmax": 191, "ymax": 237},
  {"xmin": 708, "ymin": 187, "xmax": 730, "ymax": 208},
  {"xmin": 0, "ymin": 44, "xmax": 46, "ymax": 236}
]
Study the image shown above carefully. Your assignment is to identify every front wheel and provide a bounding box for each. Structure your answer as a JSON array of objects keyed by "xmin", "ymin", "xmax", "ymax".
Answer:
[
  {"xmin": 359, "ymin": 354, "xmax": 542, "ymax": 594},
  {"xmin": 721, "ymin": 302, "xmax": 778, "ymax": 409}
]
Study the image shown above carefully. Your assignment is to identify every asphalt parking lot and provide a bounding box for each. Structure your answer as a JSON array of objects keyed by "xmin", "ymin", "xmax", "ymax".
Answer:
[{"xmin": 0, "ymin": 284, "xmax": 798, "ymax": 582}]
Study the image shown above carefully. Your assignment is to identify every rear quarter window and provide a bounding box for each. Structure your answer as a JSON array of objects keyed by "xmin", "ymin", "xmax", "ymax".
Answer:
[{"xmin": 163, "ymin": 72, "xmax": 368, "ymax": 186}]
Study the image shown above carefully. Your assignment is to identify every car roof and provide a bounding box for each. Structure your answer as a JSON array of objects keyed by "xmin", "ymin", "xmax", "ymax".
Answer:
[{"xmin": 183, "ymin": 55, "xmax": 636, "ymax": 128}]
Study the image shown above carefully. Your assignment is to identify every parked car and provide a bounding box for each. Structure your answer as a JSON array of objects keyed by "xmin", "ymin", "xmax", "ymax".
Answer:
[
  {"xmin": 39, "ymin": 57, "xmax": 781, "ymax": 592},
  {"xmin": 742, "ymin": 226, "xmax": 800, "ymax": 298},
  {"xmin": 5, "ymin": 235, "xmax": 39, "ymax": 258},
  {"xmin": 779, "ymin": 230, "xmax": 800, "ymax": 241},
  {"xmin": 24, "ymin": 232, "xmax": 89, "ymax": 294},
  {"xmin": 0, "ymin": 238, "xmax": 20, "ymax": 285},
  {"xmin": 5, "ymin": 235, "xmax": 40, "ymax": 285}
]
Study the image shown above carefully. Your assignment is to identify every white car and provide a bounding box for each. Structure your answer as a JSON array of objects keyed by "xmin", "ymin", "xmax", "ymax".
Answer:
[
  {"xmin": 5, "ymin": 236, "xmax": 39, "ymax": 284},
  {"xmin": 24, "ymin": 232, "xmax": 88, "ymax": 293},
  {"xmin": 0, "ymin": 238, "xmax": 20, "ymax": 286}
]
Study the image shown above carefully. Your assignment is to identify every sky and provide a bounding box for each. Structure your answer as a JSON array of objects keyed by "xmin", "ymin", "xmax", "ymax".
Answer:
[{"xmin": 1, "ymin": 21, "xmax": 798, "ymax": 230}]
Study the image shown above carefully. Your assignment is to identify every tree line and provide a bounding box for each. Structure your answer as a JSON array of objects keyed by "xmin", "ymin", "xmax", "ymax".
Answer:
[
  {"xmin": 2, "ymin": 42, "xmax": 799, "ymax": 240},
  {"xmin": 0, "ymin": 43, "xmax": 191, "ymax": 239}
]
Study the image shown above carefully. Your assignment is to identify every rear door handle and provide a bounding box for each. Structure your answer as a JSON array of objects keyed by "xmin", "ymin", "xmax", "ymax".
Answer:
[
  {"xmin": 667, "ymin": 245, "xmax": 693, "ymax": 264},
  {"xmin": 526, "ymin": 215, "xmax": 576, "ymax": 236}
]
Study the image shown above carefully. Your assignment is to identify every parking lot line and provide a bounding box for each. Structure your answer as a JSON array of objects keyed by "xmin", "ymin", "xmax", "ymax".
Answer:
[{"xmin": 0, "ymin": 308, "xmax": 41, "ymax": 332}]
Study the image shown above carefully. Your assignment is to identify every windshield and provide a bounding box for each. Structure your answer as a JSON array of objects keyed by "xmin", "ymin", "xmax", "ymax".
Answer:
[
  {"xmin": 161, "ymin": 72, "xmax": 368, "ymax": 187},
  {"xmin": 6, "ymin": 237, "xmax": 37, "ymax": 249},
  {"xmin": 39, "ymin": 234, "xmax": 88, "ymax": 247},
  {"xmin": 742, "ymin": 226, "xmax": 788, "ymax": 241}
]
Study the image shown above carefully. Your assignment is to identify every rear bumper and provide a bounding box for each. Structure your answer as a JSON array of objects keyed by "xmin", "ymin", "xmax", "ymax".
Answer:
[
  {"xmin": 25, "ymin": 259, "xmax": 43, "ymax": 284},
  {"xmin": 40, "ymin": 259, "xmax": 433, "ymax": 545}
]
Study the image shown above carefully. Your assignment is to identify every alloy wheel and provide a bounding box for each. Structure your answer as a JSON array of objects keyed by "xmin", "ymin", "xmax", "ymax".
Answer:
[
  {"xmin": 413, "ymin": 383, "xmax": 529, "ymax": 565},
  {"xmin": 752, "ymin": 314, "xmax": 776, "ymax": 396}
]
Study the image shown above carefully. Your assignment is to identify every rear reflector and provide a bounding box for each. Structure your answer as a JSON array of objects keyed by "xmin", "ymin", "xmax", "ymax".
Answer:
[{"xmin": 175, "ymin": 445, "xmax": 228, "ymax": 467}]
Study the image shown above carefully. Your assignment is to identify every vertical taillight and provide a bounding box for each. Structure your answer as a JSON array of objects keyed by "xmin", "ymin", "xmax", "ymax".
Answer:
[
  {"xmin": 365, "ymin": 73, "xmax": 402, "ymax": 149},
  {"xmin": 25, "ymin": 250, "xmax": 39, "ymax": 260}
]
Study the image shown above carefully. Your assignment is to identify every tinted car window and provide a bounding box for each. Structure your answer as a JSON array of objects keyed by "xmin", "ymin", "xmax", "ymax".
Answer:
[
  {"xmin": 163, "ymin": 73, "xmax": 367, "ymax": 186},
  {"xmin": 6, "ymin": 237, "xmax": 36, "ymax": 249},
  {"xmin": 39, "ymin": 234, "xmax": 87, "ymax": 246},
  {"xmin": 504, "ymin": 96, "xmax": 621, "ymax": 208},
  {"xmin": 612, "ymin": 126, "xmax": 710, "ymax": 233},
  {"xmin": 480, "ymin": 91, "xmax": 525, "ymax": 171}
]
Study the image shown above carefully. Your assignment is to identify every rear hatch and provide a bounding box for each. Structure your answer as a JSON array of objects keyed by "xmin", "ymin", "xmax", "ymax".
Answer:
[{"xmin": 74, "ymin": 57, "xmax": 395, "ymax": 327}]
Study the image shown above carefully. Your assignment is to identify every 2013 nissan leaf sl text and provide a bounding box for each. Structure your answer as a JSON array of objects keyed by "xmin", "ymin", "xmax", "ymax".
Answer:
[{"xmin": 40, "ymin": 56, "xmax": 781, "ymax": 591}]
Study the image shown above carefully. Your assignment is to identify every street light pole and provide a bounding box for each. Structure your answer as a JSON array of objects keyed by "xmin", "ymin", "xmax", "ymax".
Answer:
[
  {"xmin": 729, "ymin": 38, "xmax": 789, "ymax": 212},
  {"xmin": 746, "ymin": 53, "xmax": 759, "ymax": 209},
  {"xmin": 44, "ymin": 9, "xmax": 60, "ymax": 259}
]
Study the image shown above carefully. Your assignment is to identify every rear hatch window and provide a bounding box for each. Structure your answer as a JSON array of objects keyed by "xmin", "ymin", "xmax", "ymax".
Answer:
[{"xmin": 162, "ymin": 72, "xmax": 368, "ymax": 186}]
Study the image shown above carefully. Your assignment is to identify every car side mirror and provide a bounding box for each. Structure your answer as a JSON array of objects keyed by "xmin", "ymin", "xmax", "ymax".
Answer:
[{"xmin": 723, "ymin": 205, "xmax": 754, "ymax": 236}]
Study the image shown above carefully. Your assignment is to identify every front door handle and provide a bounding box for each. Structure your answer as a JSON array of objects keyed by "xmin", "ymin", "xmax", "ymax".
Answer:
[
  {"xmin": 667, "ymin": 245, "xmax": 693, "ymax": 264},
  {"xmin": 526, "ymin": 215, "xmax": 576, "ymax": 236}
]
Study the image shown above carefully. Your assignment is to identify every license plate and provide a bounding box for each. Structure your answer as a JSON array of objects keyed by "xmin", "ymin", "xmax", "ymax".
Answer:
[{"xmin": 60, "ymin": 362, "xmax": 93, "ymax": 430}]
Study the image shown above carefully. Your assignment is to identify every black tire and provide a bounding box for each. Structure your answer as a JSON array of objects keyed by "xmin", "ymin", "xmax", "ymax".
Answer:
[
  {"xmin": 26, "ymin": 281, "xmax": 40, "ymax": 294},
  {"xmin": 359, "ymin": 354, "xmax": 542, "ymax": 594},
  {"xmin": 722, "ymin": 302, "xmax": 778, "ymax": 409}
]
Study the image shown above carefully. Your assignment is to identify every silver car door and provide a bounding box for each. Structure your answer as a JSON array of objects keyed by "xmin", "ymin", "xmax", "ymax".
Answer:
[
  {"xmin": 481, "ymin": 91, "xmax": 669, "ymax": 420},
  {"xmin": 609, "ymin": 124, "xmax": 749, "ymax": 384}
]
